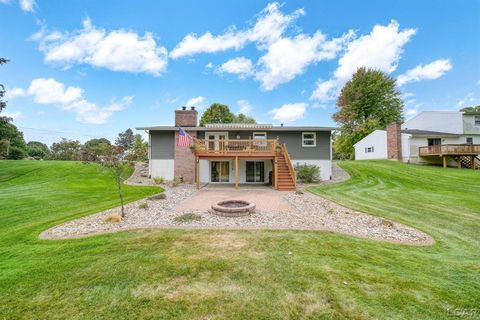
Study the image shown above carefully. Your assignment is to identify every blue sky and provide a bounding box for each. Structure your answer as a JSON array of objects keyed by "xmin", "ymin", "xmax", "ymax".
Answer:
[{"xmin": 1, "ymin": 0, "xmax": 479, "ymax": 144}]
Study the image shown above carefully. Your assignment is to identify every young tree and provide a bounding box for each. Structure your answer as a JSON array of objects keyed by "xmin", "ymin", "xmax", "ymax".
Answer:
[
  {"xmin": 333, "ymin": 67, "xmax": 403, "ymax": 159},
  {"xmin": 115, "ymin": 128, "xmax": 134, "ymax": 150},
  {"xmin": 199, "ymin": 103, "xmax": 234, "ymax": 126},
  {"xmin": 86, "ymin": 145, "xmax": 130, "ymax": 217}
]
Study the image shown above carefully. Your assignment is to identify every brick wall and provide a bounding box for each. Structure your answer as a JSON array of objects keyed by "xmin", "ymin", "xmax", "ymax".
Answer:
[
  {"xmin": 387, "ymin": 122, "xmax": 402, "ymax": 160},
  {"xmin": 174, "ymin": 130, "xmax": 197, "ymax": 183}
]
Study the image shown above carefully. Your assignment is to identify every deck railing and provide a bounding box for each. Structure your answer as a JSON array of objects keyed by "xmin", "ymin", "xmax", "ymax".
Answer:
[
  {"xmin": 419, "ymin": 144, "xmax": 480, "ymax": 156},
  {"xmin": 193, "ymin": 138, "xmax": 278, "ymax": 155},
  {"xmin": 281, "ymin": 143, "xmax": 296, "ymax": 189}
]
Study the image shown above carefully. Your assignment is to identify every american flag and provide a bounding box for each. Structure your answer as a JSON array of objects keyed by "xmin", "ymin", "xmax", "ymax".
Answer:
[{"xmin": 177, "ymin": 127, "xmax": 192, "ymax": 147}]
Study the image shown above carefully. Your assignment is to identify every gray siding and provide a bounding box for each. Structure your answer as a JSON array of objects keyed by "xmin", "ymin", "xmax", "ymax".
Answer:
[
  {"xmin": 150, "ymin": 131, "xmax": 174, "ymax": 159},
  {"xmin": 268, "ymin": 131, "xmax": 331, "ymax": 160},
  {"xmin": 196, "ymin": 130, "xmax": 331, "ymax": 160}
]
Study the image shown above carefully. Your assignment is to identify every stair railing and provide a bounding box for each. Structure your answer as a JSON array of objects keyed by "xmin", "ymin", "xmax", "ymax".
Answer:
[{"xmin": 281, "ymin": 143, "xmax": 297, "ymax": 190}]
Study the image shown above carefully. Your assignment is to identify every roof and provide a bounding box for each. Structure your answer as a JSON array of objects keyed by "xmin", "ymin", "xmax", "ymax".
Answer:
[
  {"xmin": 401, "ymin": 129, "xmax": 460, "ymax": 136},
  {"xmin": 205, "ymin": 123, "xmax": 273, "ymax": 129},
  {"xmin": 136, "ymin": 125, "xmax": 336, "ymax": 131}
]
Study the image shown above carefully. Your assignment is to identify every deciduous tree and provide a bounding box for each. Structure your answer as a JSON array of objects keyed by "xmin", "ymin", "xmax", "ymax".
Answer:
[
  {"xmin": 333, "ymin": 67, "xmax": 403, "ymax": 159},
  {"xmin": 199, "ymin": 103, "xmax": 234, "ymax": 126}
]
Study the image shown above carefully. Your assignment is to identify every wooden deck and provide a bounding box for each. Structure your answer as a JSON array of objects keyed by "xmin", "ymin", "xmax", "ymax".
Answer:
[
  {"xmin": 419, "ymin": 144, "xmax": 480, "ymax": 156},
  {"xmin": 193, "ymin": 138, "xmax": 278, "ymax": 157}
]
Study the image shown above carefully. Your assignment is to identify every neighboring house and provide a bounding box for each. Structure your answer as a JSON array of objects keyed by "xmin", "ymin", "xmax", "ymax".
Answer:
[
  {"xmin": 354, "ymin": 111, "xmax": 480, "ymax": 168},
  {"xmin": 137, "ymin": 106, "xmax": 334, "ymax": 190}
]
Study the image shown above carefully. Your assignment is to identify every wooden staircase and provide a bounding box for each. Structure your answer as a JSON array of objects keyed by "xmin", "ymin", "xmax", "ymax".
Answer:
[
  {"xmin": 276, "ymin": 144, "xmax": 296, "ymax": 191},
  {"xmin": 455, "ymin": 155, "xmax": 480, "ymax": 169}
]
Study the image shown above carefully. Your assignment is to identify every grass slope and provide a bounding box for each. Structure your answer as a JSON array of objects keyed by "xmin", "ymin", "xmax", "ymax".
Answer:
[{"xmin": 0, "ymin": 160, "xmax": 479, "ymax": 319}]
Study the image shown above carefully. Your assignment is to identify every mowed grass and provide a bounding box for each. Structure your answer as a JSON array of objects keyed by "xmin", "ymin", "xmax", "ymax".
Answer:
[{"xmin": 0, "ymin": 160, "xmax": 479, "ymax": 319}]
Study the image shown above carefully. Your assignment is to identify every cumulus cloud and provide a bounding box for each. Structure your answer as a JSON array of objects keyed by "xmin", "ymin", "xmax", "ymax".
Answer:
[
  {"xmin": 5, "ymin": 87, "xmax": 26, "ymax": 99},
  {"xmin": 311, "ymin": 20, "xmax": 416, "ymax": 102},
  {"xmin": 19, "ymin": 0, "xmax": 34, "ymax": 11},
  {"xmin": 268, "ymin": 102, "xmax": 307, "ymax": 123},
  {"xmin": 170, "ymin": 2, "xmax": 304, "ymax": 59},
  {"xmin": 256, "ymin": 31, "xmax": 354, "ymax": 90},
  {"xmin": 23, "ymin": 78, "xmax": 132, "ymax": 124},
  {"xmin": 185, "ymin": 96, "xmax": 206, "ymax": 107},
  {"xmin": 218, "ymin": 57, "xmax": 253, "ymax": 78},
  {"xmin": 32, "ymin": 18, "xmax": 168, "ymax": 76},
  {"xmin": 236, "ymin": 100, "xmax": 252, "ymax": 115},
  {"xmin": 2, "ymin": 111, "xmax": 23, "ymax": 120},
  {"xmin": 397, "ymin": 59, "xmax": 452, "ymax": 86},
  {"xmin": 456, "ymin": 92, "xmax": 475, "ymax": 109}
]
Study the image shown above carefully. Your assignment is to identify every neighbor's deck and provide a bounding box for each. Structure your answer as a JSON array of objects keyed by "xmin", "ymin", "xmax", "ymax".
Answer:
[{"xmin": 419, "ymin": 144, "xmax": 480, "ymax": 156}]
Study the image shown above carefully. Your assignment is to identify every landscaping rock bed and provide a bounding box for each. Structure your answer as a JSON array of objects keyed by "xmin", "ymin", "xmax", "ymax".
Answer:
[{"xmin": 40, "ymin": 184, "xmax": 433, "ymax": 245}]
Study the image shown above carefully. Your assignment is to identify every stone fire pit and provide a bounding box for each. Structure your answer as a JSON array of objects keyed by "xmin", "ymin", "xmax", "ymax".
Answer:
[{"xmin": 211, "ymin": 200, "xmax": 256, "ymax": 217}]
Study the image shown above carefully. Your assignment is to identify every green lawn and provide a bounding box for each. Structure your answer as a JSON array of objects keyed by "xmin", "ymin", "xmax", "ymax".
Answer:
[{"xmin": 0, "ymin": 160, "xmax": 479, "ymax": 319}]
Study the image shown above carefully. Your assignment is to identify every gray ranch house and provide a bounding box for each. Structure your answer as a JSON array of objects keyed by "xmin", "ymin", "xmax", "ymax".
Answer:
[{"xmin": 137, "ymin": 106, "xmax": 334, "ymax": 191}]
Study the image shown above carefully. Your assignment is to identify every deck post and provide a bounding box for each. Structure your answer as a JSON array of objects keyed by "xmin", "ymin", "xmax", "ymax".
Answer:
[
  {"xmin": 195, "ymin": 156, "xmax": 199, "ymax": 189},
  {"xmin": 472, "ymin": 156, "xmax": 475, "ymax": 170},
  {"xmin": 274, "ymin": 156, "xmax": 278, "ymax": 190},
  {"xmin": 442, "ymin": 156, "xmax": 447, "ymax": 168},
  {"xmin": 235, "ymin": 156, "xmax": 238, "ymax": 189},
  {"xmin": 458, "ymin": 158, "xmax": 461, "ymax": 169}
]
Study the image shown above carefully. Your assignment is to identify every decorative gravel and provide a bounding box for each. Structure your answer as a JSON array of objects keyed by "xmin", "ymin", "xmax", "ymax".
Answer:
[{"xmin": 40, "ymin": 184, "xmax": 434, "ymax": 245}]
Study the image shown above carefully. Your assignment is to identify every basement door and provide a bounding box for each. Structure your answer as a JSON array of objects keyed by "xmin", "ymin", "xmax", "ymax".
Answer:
[
  {"xmin": 246, "ymin": 161, "xmax": 264, "ymax": 182},
  {"xmin": 211, "ymin": 161, "xmax": 230, "ymax": 182}
]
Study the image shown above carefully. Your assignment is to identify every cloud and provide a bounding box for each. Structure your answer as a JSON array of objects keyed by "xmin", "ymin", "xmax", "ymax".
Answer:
[
  {"xmin": 3, "ymin": 111, "xmax": 23, "ymax": 120},
  {"xmin": 24, "ymin": 78, "xmax": 132, "ymax": 124},
  {"xmin": 19, "ymin": 0, "xmax": 34, "ymax": 11},
  {"xmin": 256, "ymin": 31, "xmax": 354, "ymax": 90},
  {"xmin": 170, "ymin": 2, "xmax": 304, "ymax": 59},
  {"xmin": 32, "ymin": 18, "xmax": 168, "ymax": 76},
  {"xmin": 456, "ymin": 92, "xmax": 475, "ymax": 108},
  {"xmin": 236, "ymin": 100, "xmax": 252, "ymax": 115},
  {"xmin": 218, "ymin": 57, "xmax": 253, "ymax": 78},
  {"xmin": 5, "ymin": 87, "xmax": 26, "ymax": 99},
  {"xmin": 311, "ymin": 20, "xmax": 416, "ymax": 102},
  {"xmin": 185, "ymin": 96, "xmax": 206, "ymax": 107},
  {"xmin": 268, "ymin": 102, "xmax": 307, "ymax": 122},
  {"xmin": 397, "ymin": 59, "xmax": 452, "ymax": 86}
]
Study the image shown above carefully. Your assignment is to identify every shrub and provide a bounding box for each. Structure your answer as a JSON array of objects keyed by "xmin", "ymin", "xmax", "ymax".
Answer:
[
  {"xmin": 6, "ymin": 146, "xmax": 26, "ymax": 160},
  {"xmin": 153, "ymin": 176, "xmax": 165, "ymax": 184},
  {"xmin": 138, "ymin": 202, "xmax": 148, "ymax": 209},
  {"xmin": 103, "ymin": 213, "xmax": 123, "ymax": 223},
  {"xmin": 174, "ymin": 213, "xmax": 202, "ymax": 223},
  {"xmin": 148, "ymin": 193, "xmax": 166, "ymax": 200},
  {"xmin": 294, "ymin": 163, "xmax": 320, "ymax": 183},
  {"xmin": 172, "ymin": 176, "xmax": 182, "ymax": 187}
]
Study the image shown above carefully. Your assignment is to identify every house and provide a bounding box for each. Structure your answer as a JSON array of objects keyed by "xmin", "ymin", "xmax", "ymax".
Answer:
[
  {"xmin": 137, "ymin": 106, "xmax": 334, "ymax": 190},
  {"xmin": 354, "ymin": 111, "xmax": 480, "ymax": 168}
]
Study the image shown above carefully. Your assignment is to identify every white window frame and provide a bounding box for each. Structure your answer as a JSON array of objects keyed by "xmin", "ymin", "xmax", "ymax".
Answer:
[
  {"xmin": 302, "ymin": 132, "xmax": 316, "ymax": 147},
  {"xmin": 252, "ymin": 132, "xmax": 267, "ymax": 147},
  {"xmin": 466, "ymin": 137, "xmax": 473, "ymax": 144},
  {"xmin": 475, "ymin": 116, "xmax": 480, "ymax": 126},
  {"xmin": 365, "ymin": 146, "xmax": 374, "ymax": 153}
]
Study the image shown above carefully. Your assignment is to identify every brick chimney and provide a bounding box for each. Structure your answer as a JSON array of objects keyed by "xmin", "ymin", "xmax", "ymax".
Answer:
[
  {"xmin": 173, "ymin": 106, "xmax": 197, "ymax": 183},
  {"xmin": 387, "ymin": 122, "xmax": 402, "ymax": 160},
  {"xmin": 175, "ymin": 106, "xmax": 198, "ymax": 127}
]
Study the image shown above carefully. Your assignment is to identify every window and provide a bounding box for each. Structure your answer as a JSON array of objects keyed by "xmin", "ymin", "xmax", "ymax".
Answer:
[
  {"xmin": 466, "ymin": 137, "xmax": 473, "ymax": 144},
  {"xmin": 365, "ymin": 147, "xmax": 374, "ymax": 153},
  {"xmin": 475, "ymin": 116, "xmax": 480, "ymax": 126},
  {"xmin": 252, "ymin": 132, "xmax": 267, "ymax": 147},
  {"xmin": 302, "ymin": 132, "xmax": 316, "ymax": 147}
]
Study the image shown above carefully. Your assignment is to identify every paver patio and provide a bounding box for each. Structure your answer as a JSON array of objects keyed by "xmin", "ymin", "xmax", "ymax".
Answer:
[{"xmin": 174, "ymin": 184, "xmax": 293, "ymax": 213}]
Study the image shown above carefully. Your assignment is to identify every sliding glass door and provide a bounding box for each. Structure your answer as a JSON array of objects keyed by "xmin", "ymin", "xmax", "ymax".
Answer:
[
  {"xmin": 246, "ymin": 161, "xmax": 264, "ymax": 182},
  {"xmin": 211, "ymin": 161, "xmax": 230, "ymax": 182}
]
